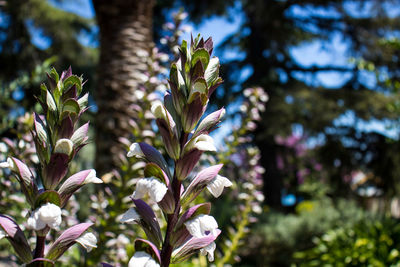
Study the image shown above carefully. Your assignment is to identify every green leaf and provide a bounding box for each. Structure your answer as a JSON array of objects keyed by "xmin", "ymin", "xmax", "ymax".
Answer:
[
  {"xmin": 144, "ymin": 163, "xmax": 168, "ymax": 185},
  {"xmin": 41, "ymin": 83, "xmax": 48, "ymax": 92},
  {"xmin": 191, "ymin": 48, "xmax": 210, "ymax": 70},
  {"xmin": 49, "ymin": 67, "xmax": 59, "ymax": 84},
  {"xmin": 170, "ymin": 63, "xmax": 179, "ymax": 86},
  {"xmin": 62, "ymin": 99, "xmax": 80, "ymax": 115},
  {"xmin": 181, "ymin": 39, "xmax": 188, "ymax": 57},
  {"xmin": 63, "ymin": 75, "xmax": 82, "ymax": 95},
  {"xmin": 35, "ymin": 190, "xmax": 61, "ymax": 208},
  {"xmin": 205, "ymin": 57, "xmax": 220, "ymax": 86}
]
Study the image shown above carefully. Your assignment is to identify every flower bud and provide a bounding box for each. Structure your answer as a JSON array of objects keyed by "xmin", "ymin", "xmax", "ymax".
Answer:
[
  {"xmin": 46, "ymin": 223, "xmax": 93, "ymax": 261},
  {"xmin": 181, "ymin": 98, "xmax": 205, "ymax": 133},
  {"xmin": 34, "ymin": 115, "xmax": 48, "ymax": 144},
  {"xmin": 46, "ymin": 91, "xmax": 57, "ymax": 112},
  {"xmin": 0, "ymin": 215, "xmax": 32, "ymax": 263},
  {"xmin": 71, "ymin": 122, "xmax": 89, "ymax": 146},
  {"xmin": 54, "ymin": 139, "xmax": 74, "ymax": 156}
]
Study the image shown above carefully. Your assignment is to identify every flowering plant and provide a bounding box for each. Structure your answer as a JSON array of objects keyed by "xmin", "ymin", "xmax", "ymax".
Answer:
[
  {"xmin": 115, "ymin": 35, "xmax": 231, "ymax": 267},
  {"xmin": 0, "ymin": 68, "xmax": 101, "ymax": 266}
]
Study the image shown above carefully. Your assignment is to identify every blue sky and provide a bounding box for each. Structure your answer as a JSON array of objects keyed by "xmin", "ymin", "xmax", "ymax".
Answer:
[{"xmin": 37, "ymin": 0, "xmax": 399, "ymax": 140}]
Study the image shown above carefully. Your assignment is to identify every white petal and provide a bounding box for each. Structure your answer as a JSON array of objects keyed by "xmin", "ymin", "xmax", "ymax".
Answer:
[
  {"xmin": 151, "ymin": 101, "xmax": 166, "ymax": 120},
  {"xmin": 84, "ymin": 169, "xmax": 103, "ymax": 184},
  {"xmin": 0, "ymin": 142, "xmax": 7, "ymax": 153},
  {"xmin": 184, "ymin": 215, "xmax": 219, "ymax": 238},
  {"xmin": 198, "ymin": 215, "xmax": 218, "ymax": 236},
  {"xmin": 132, "ymin": 178, "xmax": 151, "ymax": 200},
  {"xmin": 200, "ymin": 241, "xmax": 216, "ymax": 262},
  {"xmin": 185, "ymin": 134, "xmax": 216, "ymax": 152},
  {"xmin": 7, "ymin": 157, "xmax": 15, "ymax": 171},
  {"xmin": 120, "ymin": 208, "xmax": 140, "ymax": 224},
  {"xmin": 184, "ymin": 217, "xmax": 203, "ymax": 238},
  {"xmin": 194, "ymin": 141, "xmax": 216, "ymax": 152},
  {"xmin": 0, "ymin": 157, "xmax": 16, "ymax": 170},
  {"xmin": 26, "ymin": 211, "xmax": 46, "ymax": 230},
  {"xmin": 0, "ymin": 229, "xmax": 6, "ymax": 239},
  {"xmin": 127, "ymin": 143, "xmax": 144, "ymax": 158},
  {"xmin": 27, "ymin": 203, "xmax": 62, "ymax": 230},
  {"xmin": 128, "ymin": 251, "xmax": 160, "ymax": 267},
  {"xmin": 0, "ymin": 161, "xmax": 10, "ymax": 168},
  {"xmin": 207, "ymin": 175, "xmax": 233, "ymax": 198},
  {"xmin": 148, "ymin": 179, "xmax": 168, "ymax": 202},
  {"xmin": 132, "ymin": 177, "xmax": 167, "ymax": 203},
  {"xmin": 76, "ymin": 232, "xmax": 97, "ymax": 252},
  {"xmin": 194, "ymin": 135, "xmax": 216, "ymax": 152}
]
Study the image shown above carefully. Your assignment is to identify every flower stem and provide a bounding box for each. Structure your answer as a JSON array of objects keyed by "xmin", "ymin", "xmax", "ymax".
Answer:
[
  {"xmin": 34, "ymin": 235, "xmax": 46, "ymax": 258},
  {"xmin": 160, "ymin": 131, "xmax": 187, "ymax": 266},
  {"xmin": 32, "ymin": 234, "xmax": 46, "ymax": 266},
  {"xmin": 160, "ymin": 176, "xmax": 181, "ymax": 267}
]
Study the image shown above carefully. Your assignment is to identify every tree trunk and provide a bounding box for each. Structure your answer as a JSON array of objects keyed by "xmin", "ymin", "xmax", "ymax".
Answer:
[{"xmin": 93, "ymin": 0, "xmax": 155, "ymax": 175}]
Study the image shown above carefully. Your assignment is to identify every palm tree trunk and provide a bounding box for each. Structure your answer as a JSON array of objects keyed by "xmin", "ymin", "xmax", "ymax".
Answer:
[{"xmin": 93, "ymin": 0, "xmax": 155, "ymax": 175}]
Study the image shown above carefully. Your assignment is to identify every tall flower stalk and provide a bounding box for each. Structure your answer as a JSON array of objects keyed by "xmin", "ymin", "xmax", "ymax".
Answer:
[
  {"xmin": 117, "ymin": 35, "xmax": 230, "ymax": 267},
  {"xmin": 0, "ymin": 68, "xmax": 100, "ymax": 266}
]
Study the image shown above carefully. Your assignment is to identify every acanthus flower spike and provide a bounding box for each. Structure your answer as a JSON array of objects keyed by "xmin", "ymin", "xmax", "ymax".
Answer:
[
  {"xmin": 0, "ymin": 68, "xmax": 99, "ymax": 264},
  {"xmin": 122, "ymin": 35, "xmax": 227, "ymax": 267}
]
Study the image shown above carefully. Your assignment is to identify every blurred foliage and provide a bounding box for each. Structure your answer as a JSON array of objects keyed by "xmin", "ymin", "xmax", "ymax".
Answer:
[
  {"xmin": 0, "ymin": 0, "xmax": 97, "ymax": 125},
  {"xmin": 294, "ymin": 217, "xmax": 400, "ymax": 267},
  {"xmin": 0, "ymin": 57, "xmax": 55, "ymax": 134},
  {"xmin": 240, "ymin": 195, "xmax": 369, "ymax": 266}
]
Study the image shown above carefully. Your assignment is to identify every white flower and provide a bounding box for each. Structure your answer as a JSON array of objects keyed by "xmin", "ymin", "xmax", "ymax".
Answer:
[
  {"xmin": 76, "ymin": 232, "xmax": 97, "ymax": 252},
  {"xmin": 200, "ymin": 241, "xmax": 216, "ymax": 261},
  {"xmin": 185, "ymin": 135, "xmax": 216, "ymax": 152},
  {"xmin": 127, "ymin": 143, "xmax": 144, "ymax": 158},
  {"xmin": 207, "ymin": 175, "xmax": 232, "ymax": 198},
  {"xmin": 0, "ymin": 229, "xmax": 6, "ymax": 239},
  {"xmin": 27, "ymin": 203, "xmax": 62, "ymax": 230},
  {"xmin": 132, "ymin": 177, "xmax": 167, "ymax": 203},
  {"xmin": 54, "ymin": 139, "xmax": 74, "ymax": 156},
  {"xmin": 83, "ymin": 169, "xmax": 103, "ymax": 184},
  {"xmin": 184, "ymin": 214, "xmax": 219, "ymax": 238},
  {"xmin": 128, "ymin": 251, "xmax": 160, "ymax": 267},
  {"xmin": 120, "ymin": 208, "xmax": 140, "ymax": 224}
]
